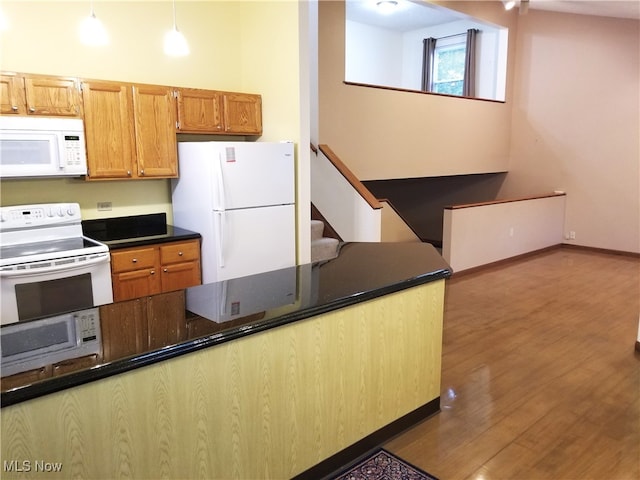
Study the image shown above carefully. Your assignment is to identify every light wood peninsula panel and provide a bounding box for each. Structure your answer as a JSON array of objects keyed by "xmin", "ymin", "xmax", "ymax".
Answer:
[{"xmin": 0, "ymin": 280, "xmax": 445, "ymax": 479}]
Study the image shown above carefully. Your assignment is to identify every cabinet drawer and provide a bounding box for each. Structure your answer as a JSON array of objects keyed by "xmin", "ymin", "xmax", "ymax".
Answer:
[
  {"xmin": 160, "ymin": 240, "xmax": 199, "ymax": 264},
  {"xmin": 111, "ymin": 247, "xmax": 157, "ymax": 273},
  {"xmin": 52, "ymin": 354, "xmax": 101, "ymax": 376}
]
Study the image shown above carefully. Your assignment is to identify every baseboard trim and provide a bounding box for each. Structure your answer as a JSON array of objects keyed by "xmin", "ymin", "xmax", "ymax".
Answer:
[
  {"xmin": 451, "ymin": 245, "xmax": 562, "ymax": 278},
  {"xmin": 292, "ymin": 397, "xmax": 440, "ymax": 480},
  {"xmin": 560, "ymin": 243, "xmax": 640, "ymax": 258},
  {"xmin": 450, "ymin": 243, "xmax": 640, "ymax": 279}
]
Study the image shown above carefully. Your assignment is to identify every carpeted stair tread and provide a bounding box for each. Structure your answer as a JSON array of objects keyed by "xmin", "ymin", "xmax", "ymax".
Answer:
[
  {"xmin": 311, "ymin": 237, "xmax": 339, "ymax": 263},
  {"xmin": 311, "ymin": 219, "xmax": 325, "ymax": 241}
]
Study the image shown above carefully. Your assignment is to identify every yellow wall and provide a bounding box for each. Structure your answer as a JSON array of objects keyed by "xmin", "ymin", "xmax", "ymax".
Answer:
[
  {"xmin": 318, "ymin": 0, "xmax": 519, "ymax": 180},
  {"xmin": 0, "ymin": 1, "xmax": 302, "ymax": 223}
]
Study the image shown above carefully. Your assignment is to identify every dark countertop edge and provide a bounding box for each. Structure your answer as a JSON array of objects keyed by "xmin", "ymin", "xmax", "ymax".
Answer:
[
  {"xmin": 105, "ymin": 231, "xmax": 201, "ymax": 250},
  {"xmin": 1, "ymin": 267, "xmax": 451, "ymax": 408}
]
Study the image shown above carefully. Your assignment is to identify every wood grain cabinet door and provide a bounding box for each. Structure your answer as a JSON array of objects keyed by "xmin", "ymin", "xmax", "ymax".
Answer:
[
  {"xmin": 132, "ymin": 84, "xmax": 178, "ymax": 178},
  {"xmin": 159, "ymin": 240, "xmax": 202, "ymax": 292},
  {"xmin": 147, "ymin": 290, "xmax": 187, "ymax": 349},
  {"xmin": 24, "ymin": 76, "xmax": 81, "ymax": 117},
  {"xmin": 223, "ymin": 92, "xmax": 262, "ymax": 135},
  {"xmin": 111, "ymin": 269, "xmax": 162, "ymax": 302},
  {"xmin": 0, "ymin": 74, "xmax": 26, "ymax": 115},
  {"xmin": 176, "ymin": 88, "xmax": 224, "ymax": 133},
  {"xmin": 111, "ymin": 246, "xmax": 162, "ymax": 301},
  {"xmin": 82, "ymin": 80, "xmax": 137, "ymax": 179},
  {"xmin": 100, "ymin": 298, "xmax": 148, "ymax": 362}
]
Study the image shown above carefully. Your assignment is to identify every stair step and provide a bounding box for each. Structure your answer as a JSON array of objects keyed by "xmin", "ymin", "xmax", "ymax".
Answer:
[
  {"xmin": 311, "ymin": 237, "xmax": 340, "ymax": 263},
  {"xmin": 311, "ymin": 219, "xmax": 325, "ymax": 241}
]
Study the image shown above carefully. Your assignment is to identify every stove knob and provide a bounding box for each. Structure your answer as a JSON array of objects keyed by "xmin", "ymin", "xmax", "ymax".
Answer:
[
  {"xmin": 57, "ymin": 207, "xmax": 65, "ymax": 217},
  {"xmin": 67, "ymin": 205, "xmax": 77, "ymax": 216},
  {"xmin": 46, "ymin": 208, "xmax": 55, "ymax": 218}
]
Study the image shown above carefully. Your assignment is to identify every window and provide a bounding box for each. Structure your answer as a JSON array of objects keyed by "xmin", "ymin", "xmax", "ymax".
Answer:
[{"xmin": 432, "ymin": 36, "xmax": 466, "ymax": 96}]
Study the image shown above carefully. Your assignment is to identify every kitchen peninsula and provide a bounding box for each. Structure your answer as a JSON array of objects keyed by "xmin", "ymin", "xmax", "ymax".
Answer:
[{"xmin": 1, "ymin": 242, "xmax": 451, "ymax": 480}]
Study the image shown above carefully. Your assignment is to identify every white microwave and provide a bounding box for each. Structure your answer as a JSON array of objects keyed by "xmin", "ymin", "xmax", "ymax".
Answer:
[
  {"xmin": 0, "ymin": 308, "xmax": 102, "ymax": 378},
  {"xmin": 0, "ymin": 116, "xmax": 87, "ymax": 178}
]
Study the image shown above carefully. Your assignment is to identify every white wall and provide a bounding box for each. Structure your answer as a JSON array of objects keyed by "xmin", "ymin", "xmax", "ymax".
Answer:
[
  {"xmin": 401, "ymin": 19, "xmax": 506, "ymax": 100},
  {"xmin": 346, "ymin": 16, "xmax": 507, "ymax": 101},
  {"xmin": 345, "ymin": 20, "xmax": 404, "ymax": 87},
  {"xmin": 443, "ymin": 195, "xmax": 566, "ymax": 272},
  {"xmin": 311, "ymin": 149, "xmax": 381, "ymax": 242}
]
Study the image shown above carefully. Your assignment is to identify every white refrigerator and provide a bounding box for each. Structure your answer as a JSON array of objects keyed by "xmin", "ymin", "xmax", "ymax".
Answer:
[{"xmin": 171, "ymin": 141, "xmax": 296, "ymax": 283}]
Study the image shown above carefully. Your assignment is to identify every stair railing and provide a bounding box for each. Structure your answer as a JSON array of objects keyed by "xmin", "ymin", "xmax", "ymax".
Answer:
[
  {"xmin": 311, "ymin": 144, "xmax": 382, "ymax": 242},
  {"xmin": 318, "ymin": 145, "xmax": 382, "ymax": 210}
]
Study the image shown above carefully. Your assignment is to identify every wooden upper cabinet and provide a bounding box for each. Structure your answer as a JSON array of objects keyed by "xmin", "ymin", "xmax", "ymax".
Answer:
[
  {"xmin": 1, "ymin": 74, "xmax": 81, "ymax": 117},
  {"xmin": 0, "ymin": 75, "xmax": 26, "ymax": 115},
  {"xmin": 176, "ymin": 88, "xmax": 224, "ymax": 133},
  {"xmin": 82, "ymin": 80, "xmax": 137, "ymax": 180},
  {"xmin": 175, "ymin": 88, "xmax": 262, "ymax": 135},
  {"xmin": 81, "ymin": 81, "xmax": 177, "ymax": 180},
  {"xmin": 223, "ymin": 92, "xmax": 262, "ymax": 135},
  {"xmin": 132, "ymin": 84, "xmax": 178, "ymax": 178},
  {"xmin": 24, "ymin": 76, "xmax": 82, "ymax": 117}
]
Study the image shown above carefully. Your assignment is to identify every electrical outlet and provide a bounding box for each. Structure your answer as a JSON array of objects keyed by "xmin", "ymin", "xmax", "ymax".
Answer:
[
  {"xmin": 569, "ymin": 231, "xmax": 576, "ymax": 240},
  {"xmin": 97, "ymin": 201, "xmax": 112, "ymax": 211},
  {"xmin": 509, "ymin": 227, "xmax": 514, "ymax": 237}
]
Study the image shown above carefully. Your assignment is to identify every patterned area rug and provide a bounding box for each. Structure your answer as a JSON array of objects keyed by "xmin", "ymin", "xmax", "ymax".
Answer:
[{"xmin": 330, "ymin": 448, "xmax": 438, "ymax": 480}]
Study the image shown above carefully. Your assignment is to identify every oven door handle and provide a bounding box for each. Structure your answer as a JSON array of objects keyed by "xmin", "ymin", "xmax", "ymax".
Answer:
[{"xmin": 0, "ymin": 254, "xmax": 110, "ymax": 278}]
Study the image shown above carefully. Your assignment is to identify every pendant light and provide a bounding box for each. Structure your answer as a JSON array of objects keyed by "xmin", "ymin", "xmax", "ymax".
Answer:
[
  {"xmin": 164, "ymin": 0, "xmax": 189, "ymax": 56},
  {"xmin": 79, "ymin": 0, "xmax": 108, "ymax": 46}
]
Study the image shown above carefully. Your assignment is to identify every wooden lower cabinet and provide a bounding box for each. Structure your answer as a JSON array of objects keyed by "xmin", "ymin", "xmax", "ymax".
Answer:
[
  {"xmin": 52, "ymin": 354, "xmax": 101, "ymax": 376},
  {"xmin": 1, "ymin": 365, "xmax": 52, "ymax": 391},
  {"xmin": 100, "ymin": 290, "xmax": 186, "ymax": 362},
  {"xmin": 111, "ymin": 239, "xmax": 201, "ymax": 302}
]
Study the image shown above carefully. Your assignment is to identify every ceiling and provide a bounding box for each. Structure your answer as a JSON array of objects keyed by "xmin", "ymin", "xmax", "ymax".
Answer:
[
  {"xmin": 528, "ymin": 0, "xmax": 640, "ymax": 19},
  {"xmin": 346, "ymin": 0, "xmax": 640, "ymax": 32}
]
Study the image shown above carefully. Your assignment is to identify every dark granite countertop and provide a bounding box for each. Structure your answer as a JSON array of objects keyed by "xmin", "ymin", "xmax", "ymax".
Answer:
[
  {"xmin": 82, "ymin": 213, "xmax": 201, "ymax": 249},
  {"xmin": 1, "ymin": 242, "xmax": 451, "ymax": 407}
]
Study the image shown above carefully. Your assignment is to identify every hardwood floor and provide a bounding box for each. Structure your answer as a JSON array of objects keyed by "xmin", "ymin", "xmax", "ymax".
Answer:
[{"xmin": 384, "ymin": 247, "xmax": 640, "ymax": 480}]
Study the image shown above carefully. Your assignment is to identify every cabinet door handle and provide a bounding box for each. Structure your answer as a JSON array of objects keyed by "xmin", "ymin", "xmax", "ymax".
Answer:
[
  {"xmin": 178, "ymin": 251, "xmax": 183, "ymax": 256},
  {"xmin": 163, "ymin": 268, "xmax": 168, "ymax": 273},
  {"xmin": 140, "ymin": 169, "xmax": 145, "ymax": 175},
  {"xmin": 29, "ymin": 107, "xmax": 35, "ymax": 112},
  {"xmin": 132, "ymin": 258, "xmax": 138, "ymax": 263},
  {"xmin": 11, "ymin": 105, "xmax": 18, "ymax": 111},
  {"xmin": 150, "ymin": 270, "xmax": 155, "ymax": 275},
  {"xmin": 127, "ymin": 170, "xmax": 132, "ymax": 176}
]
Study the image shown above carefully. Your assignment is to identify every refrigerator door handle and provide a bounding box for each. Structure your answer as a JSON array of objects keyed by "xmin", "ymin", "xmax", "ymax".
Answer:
[
  {"xmin": 215, "ymin": 153, "xmax": 226, "ymax": 211},
  {"xmin": 217, "ymin": 211, "xmax": 225, "ymax": 268}
]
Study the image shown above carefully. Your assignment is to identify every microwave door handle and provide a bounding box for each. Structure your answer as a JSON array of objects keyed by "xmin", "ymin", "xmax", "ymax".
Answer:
[
  {"xmin": 53, "ymin": 136, "xmax": 64, "ymax": 170},
  {"xmin": 0, "ymin": 254, "xmax": 109, "ymax": 278}
]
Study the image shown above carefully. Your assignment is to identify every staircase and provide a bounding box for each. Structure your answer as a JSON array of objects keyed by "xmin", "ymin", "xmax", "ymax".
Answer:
[{"xmin": 311, "ymin": 219, "xmax": 340, "ymax": 263}]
